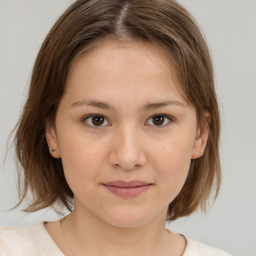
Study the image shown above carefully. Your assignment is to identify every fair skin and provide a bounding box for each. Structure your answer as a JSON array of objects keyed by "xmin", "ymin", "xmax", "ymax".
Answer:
[{"xmin": 45, "ymin": 40, "xmax": 209, "ymax": 256}]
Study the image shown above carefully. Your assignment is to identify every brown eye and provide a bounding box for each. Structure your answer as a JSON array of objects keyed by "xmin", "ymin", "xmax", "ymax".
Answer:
[
  {"xmin": 146, "ymin": 114, "xmax": 172, "ymax": 127},
  {"xmin": 83, "ymin": 114, "xmax": 109, "ymax": 128},
  {"xmin": 92, "ymin": 115, "xmax": 105, "ymax": 126},
  {"xmin": 152, "ymin": 115, "xmax": 165, "ymax": 125}
]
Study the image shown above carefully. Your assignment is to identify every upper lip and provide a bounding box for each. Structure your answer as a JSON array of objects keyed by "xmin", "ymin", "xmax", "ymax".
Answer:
[{"xmin": 103, "ymin": 180, "xmax": 152, "ymax": 188}]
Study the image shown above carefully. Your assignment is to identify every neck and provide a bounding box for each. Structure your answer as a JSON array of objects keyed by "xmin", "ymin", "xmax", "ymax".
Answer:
[{"xmin": 62, "ymin": 204, "xmax": 173, "ymax": 256}]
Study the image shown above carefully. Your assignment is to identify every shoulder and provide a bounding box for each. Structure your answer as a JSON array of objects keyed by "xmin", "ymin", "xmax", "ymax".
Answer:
[
  {"xmin": 184, "ymin": 238, "xmax": 233, "ymax": 256},
  {"xmin": 0, "ymin": 223, "xmax": 63, "ymax": 256},
  {"xmin": 0, "ymin": 223, "xmax": 43, "ymax": 255}
]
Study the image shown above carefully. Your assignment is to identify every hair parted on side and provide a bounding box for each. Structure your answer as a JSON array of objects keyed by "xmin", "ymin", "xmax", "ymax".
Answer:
[{"xmin": 15, "ymin": 0, "xmax": 221, "ymax": 221}]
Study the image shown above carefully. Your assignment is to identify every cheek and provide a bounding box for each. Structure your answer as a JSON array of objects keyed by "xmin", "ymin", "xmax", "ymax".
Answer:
[
  {"xmin": 150, "ymin": 135, "xmax": 194, "ymax": 192},
  {"xmin": 57, "ymin": 134, "xmax": 106, "ymax": 191}
]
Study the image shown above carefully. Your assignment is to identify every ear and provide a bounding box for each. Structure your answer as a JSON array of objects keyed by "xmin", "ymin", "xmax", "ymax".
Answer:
[
  {"xmin": 191, "ymin": 112, "xmax": 210, "ymax": 159},
  {"xmin": 45, "ymin": 120, "xmax": 61, "ymax": 158}
]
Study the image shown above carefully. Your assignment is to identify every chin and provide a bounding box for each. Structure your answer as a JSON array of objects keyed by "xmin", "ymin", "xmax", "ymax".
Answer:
[{"xmin": 100, "ymin": 207, "xmax": 159, "ymax": 228}]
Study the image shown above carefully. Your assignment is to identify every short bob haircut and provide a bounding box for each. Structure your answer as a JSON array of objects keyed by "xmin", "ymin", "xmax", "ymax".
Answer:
[{"xmin": 15, "ymin": 0, "xmax": 221, "ymax": 221}]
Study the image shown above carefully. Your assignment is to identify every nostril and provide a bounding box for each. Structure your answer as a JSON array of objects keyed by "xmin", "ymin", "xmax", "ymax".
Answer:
[
  {"xmin": 113, "ymin": 162, "xmax": 141, "ymax": 171},
  {"xmin": 108, "ymin": 134, "xmax": 147, "ymax": 170}
]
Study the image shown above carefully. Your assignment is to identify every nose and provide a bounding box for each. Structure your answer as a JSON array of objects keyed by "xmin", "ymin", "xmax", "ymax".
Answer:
[{"xmin": 108, "ymin": 126, "xmax": 147, "ymax": 171}]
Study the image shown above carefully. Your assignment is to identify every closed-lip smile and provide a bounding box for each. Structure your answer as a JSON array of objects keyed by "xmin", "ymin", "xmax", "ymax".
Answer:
[{"xmin": 102, "ymin": 180, "xmax": 153, "ymax": 198}]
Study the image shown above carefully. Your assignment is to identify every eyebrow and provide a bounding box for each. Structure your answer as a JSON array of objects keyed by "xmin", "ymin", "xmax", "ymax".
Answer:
[{"xmin": 71, "ymin": 99, "xmax": 185, "ymax": 111}]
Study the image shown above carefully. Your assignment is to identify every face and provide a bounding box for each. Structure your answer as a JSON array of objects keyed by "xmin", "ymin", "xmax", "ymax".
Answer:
[{"xmin": 46, "ymin": 40, "xmax": 208, "ymax": 228}]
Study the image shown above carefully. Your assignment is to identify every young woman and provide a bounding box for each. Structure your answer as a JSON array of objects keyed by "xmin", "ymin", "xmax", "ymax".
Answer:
[{"xmin": 0, "ymin": 0, "xmax": 232, "ymax": 255}]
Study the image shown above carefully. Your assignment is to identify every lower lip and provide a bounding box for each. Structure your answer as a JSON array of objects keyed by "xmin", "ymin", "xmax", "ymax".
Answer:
[{"xmin": 103, "ymin": 184, "xmax": 152, "ymax": 198}]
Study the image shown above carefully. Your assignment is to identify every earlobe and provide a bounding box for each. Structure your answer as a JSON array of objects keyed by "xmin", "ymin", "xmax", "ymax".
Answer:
[
  {"xmin": 45, "ymin": 120, "xmax": 61, "ymax": 158},
  {"xmin": 191, "ymin": 113, "xmax": 210, "ymax": 159}
]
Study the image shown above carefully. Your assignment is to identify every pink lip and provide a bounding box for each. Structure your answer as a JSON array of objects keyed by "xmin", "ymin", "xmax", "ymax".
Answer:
[{"xmin": 102, "ymin": 180, "xmax": 153, "ymax": 198}]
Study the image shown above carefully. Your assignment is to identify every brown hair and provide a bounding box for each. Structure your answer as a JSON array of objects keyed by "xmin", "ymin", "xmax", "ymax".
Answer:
[{"xmin": 15, "ymin": 0, "xmax": 221, "ymax": 221}]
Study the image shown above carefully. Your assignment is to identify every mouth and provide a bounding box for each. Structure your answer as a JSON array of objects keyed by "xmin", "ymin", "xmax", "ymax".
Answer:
[{"xmin": 102, "ymin": 180, "xmax": 153, "ymax": 198}]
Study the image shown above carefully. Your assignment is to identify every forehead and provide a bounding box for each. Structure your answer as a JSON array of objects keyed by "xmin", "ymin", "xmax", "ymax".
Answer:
[
  {"xmin": 64, "ymin": 40, "xmax": 187, "ymax": 104},
  {"xmin": 71, "ymin": 40, "xmax": 174, "ymax": 75}
]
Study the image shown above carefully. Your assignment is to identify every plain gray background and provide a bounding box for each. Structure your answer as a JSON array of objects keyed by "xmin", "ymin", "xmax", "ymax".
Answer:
[{"xmin": 0, "ymin": 1, "xmax": 255, "ymax": 255}]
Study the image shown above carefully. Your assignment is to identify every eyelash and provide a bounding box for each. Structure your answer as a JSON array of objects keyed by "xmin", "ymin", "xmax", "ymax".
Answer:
[{"xmin": 81, "ymin": 114, "xmax": 174, "ymax": 129}]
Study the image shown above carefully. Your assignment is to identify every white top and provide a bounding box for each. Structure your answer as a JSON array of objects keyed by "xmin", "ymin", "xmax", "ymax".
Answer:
[{"xmin": 0, "ymin": 223, "xmax": 232, "ymax": 256}]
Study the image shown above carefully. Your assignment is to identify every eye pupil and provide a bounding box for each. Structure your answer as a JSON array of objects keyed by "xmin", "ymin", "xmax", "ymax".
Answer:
[
  {"xmin": 92, "ymin": 115, "xmax": 104, "ymax": 126},
  {"xmin": 152, "ymin": 115, "xmax": 165, "ymax": 125}
]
